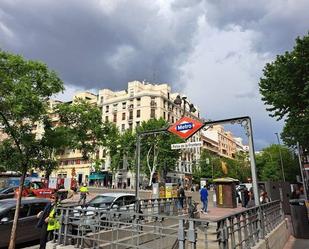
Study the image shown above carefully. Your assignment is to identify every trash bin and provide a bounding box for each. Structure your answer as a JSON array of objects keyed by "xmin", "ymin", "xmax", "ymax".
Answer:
[{"xmin": 289, "ymin": 199, "xmax": 309, "ymax": 239}]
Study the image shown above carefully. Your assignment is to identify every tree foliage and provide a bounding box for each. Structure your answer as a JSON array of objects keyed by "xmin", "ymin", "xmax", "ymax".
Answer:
[
  {"xmin": 0, "ymin": 50, "xmax": 64, "ymax": 249},
  {"xmin": 259, "ymin": 33, "xmax": 309, "ymax": 148},
  {"xmin": 193, "ymin": 149, "xmax": 251, "ymax": 183},
  {"xmin": 56, "ymin": 98, "xmax": 112, "ymax": 165},
  {"xmin": 255, "ymin": 144, "xmax": 300, "ymax": 182},
  {"xmin": 136, "ymin": 118, "xmax": 183, "ymax": 186}
]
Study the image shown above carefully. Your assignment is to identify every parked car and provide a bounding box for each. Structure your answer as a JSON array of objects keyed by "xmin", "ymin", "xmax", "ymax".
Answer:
[
  {"xmin": 15, "ymin": 181, "xmax": 54, "ymax": 199},
  {"xmin": 0, "ymin": 197, "xmax": 50, "ymax": 248},
  {"xmin": 72, "ymin": 193, "xmax": 137, "ymax": 230},
  {"xmin": 0, "ymin": 187, "xmax": 18, "ymax": 200}
]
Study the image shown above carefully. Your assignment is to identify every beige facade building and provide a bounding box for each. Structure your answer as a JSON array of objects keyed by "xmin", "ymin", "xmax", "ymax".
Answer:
[
  {"xmin": 201, "ymin": 125, "xmax": 247, "ymax": 159},
  {"xmin": 98, "ymin": 81, "xmax": 201, "ymax": 187},
  {"xmin": 49, "ymin": 92, "xmax": 98, "ymax": 184}
]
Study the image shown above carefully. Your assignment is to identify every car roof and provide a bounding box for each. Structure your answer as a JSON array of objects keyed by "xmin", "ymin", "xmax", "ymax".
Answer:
[
  {"xmin": 0, "ymin": 197, "xmax": 50, "ymax": 206},
  {"xmin": 96, "ymin": 192, "xmax": 135, "ymax": 198}
]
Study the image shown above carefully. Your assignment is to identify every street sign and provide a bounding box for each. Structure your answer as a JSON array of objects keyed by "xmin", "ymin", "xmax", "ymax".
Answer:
[
  {"xmin": 168, "ymin": 116, "xmax": 204, "ymax": 139},
  {"xmin": 171, "ymin": 141, "xmax": 202, "ymax": 150}
]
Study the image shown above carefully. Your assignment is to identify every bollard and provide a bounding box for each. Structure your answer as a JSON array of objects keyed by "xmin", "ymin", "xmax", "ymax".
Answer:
[
  {"xmin": 187, "ymin": 220, "xmax": 197, "ymax": 249},
  {"xmin": 178, "ymin": 219, "xmax": 185, "ymax": 249}
]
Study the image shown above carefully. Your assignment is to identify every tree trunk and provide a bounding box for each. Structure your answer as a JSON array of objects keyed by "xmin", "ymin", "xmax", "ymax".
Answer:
[
  {"xmin": 148, "ymin": 169, "xmax": 155, "ymax": 186},
  {"xmin": 8, "ymin": 170, "xmax": 27, "ymax": 249}
]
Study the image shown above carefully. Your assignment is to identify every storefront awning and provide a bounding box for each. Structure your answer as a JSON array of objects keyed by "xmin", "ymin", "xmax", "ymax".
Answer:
[{"xmin": 89, "ymin": 173, "xmax": 105, "ymax": 180}]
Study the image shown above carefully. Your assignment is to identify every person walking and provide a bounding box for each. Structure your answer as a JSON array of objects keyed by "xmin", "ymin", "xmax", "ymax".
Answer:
[
  {"xmin": 200, "ymin": 185, "xmax": 209, "ymax": 213},
  {"xmin": 36, "ymin": 192, "xmax": 60, "ymax": 249},
  {"xmin": 79, "ymin": 183, "xmax": 89, "ymax": 205},
  {"xmin": 177, "ymin": 184, "xmax": 186, "ymax": 210}
]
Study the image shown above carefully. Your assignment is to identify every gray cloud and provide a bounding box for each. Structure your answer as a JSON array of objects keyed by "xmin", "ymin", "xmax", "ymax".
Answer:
[
  {"xmin": 0, "ymin": 0, "xmax": 308, "ymax": 150},
  {"xmin": 0, "ymin": 0, "xmax": 203, "ymax": 90},
  {"xmin": 204, "ymin": 0, "xmax": 309, "ymax": 54}
]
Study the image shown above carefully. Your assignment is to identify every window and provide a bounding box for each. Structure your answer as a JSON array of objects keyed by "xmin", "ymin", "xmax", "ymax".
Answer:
[
  {"xmin": 129, "ymin": 123, "xmax": 133, "ymax": 130},
  {"xmin": 19, "ymin": 204, "xmax": 30, "ymax": 218},
  {"xmin": 167, "ymin": 92, "xmax": 170, "ymax": 99},
  {"xmin": 137, "ymin": 97, "xmax": 141, "ymax": 107},
  {"xmin": 102, "ymin": 150, "xmax": 107, "ymax": 157},
  {"xmin": 124, "ymin": 195, "xmax": 135, "ymax": 205},
  {"xmin": 172, "ymin": 116, "xmax": 174, "ymax": 123},
  {"xmin": 121, "ymin": 124, "xmax": 125, "ymax": 131},
  {"xmin": 136, "ymin": 110, "xmax": 140, "ymax": 118},
  {"xmin": 29, "ymin": 202, "xmax": 47, "ymax": 216},
  {"xmin": 163, "ymin": 112, "xmax": 166, "ymax": 120},
  {"xmin": 150, "ymin": 109, "xmax": 155, "ymax": 118},
  {"xmin": 122, "ymin": 102, "xmax": 126, "ymax": 109},
  {"xmin": 136, "ymin": 121, "xmax": 140, "ymax": 127},
  {"xmin": 113, "ymin": 197, "xmax": 125, "ymax": 207},
  {"xmin": 106, "ymin": 105, "xmax": 109, "ymax": 113},
  {"xmin": 129, "ymin": 111, "xmax": 133, "ymax": 119},
  {"xmin": 113, "ymin": 113, "xmax": 117, "ymax": 122},
  {"xmin": 122, "ymin": 113, "xmax": 126, "ymax": 120},
  {"xmin": 100, "ymin": 96, "xmax": 104, "ymax": 104},
  {"xmin": 105, "ymin": 116, "xmax": 109, "ymax": 122},
  {"xmin": 129, "ymin": 88, "xmax": 134, "ymax": 97}
]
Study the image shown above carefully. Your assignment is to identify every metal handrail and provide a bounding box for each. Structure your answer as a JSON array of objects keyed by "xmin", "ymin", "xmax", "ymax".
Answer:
[{"xmin": 51, "ymin": 199, "xmax": 284, "ymax": 249}]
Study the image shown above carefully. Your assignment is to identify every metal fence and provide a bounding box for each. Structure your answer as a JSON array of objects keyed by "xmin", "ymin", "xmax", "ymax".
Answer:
[{"xmin": 51, "ymin": 199, "xmax": 284, "ymax": 249}]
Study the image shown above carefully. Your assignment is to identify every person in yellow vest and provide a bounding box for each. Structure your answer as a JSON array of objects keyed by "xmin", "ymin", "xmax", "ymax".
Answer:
[
  {"xmin": 36, "ymin": 192, "xmax": 60, "ymax": 249},
  {"xmin": 79, "ymin": 182, "xmax": 89, "ymax": 205}
]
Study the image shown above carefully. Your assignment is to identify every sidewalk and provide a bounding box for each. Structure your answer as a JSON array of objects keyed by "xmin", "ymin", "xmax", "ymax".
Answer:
[{"xmin": 283, "ymin": 236, "xmax": 309, "ymax": 249}]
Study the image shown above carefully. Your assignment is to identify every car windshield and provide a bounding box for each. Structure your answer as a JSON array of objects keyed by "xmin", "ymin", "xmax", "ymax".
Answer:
[
  {"xmin": 27, "ymin": 182, "xmax": 44, "ymax": 189},
  {"xmin": 0, "ymin": 202, "xmax": 11, "ymax": 213},
  {"xmin": 0, "ymin": 188, "xmax": 8, "ymax": 194},
  {"xmin": 88, "ymin": 195, "xmax": 115, "ymax": 207}
]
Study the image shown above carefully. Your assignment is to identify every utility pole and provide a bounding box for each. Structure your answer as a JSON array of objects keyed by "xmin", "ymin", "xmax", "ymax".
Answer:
[{"xmin": 275, "ymin": 133, "xmax": 286, "ymax": 182}]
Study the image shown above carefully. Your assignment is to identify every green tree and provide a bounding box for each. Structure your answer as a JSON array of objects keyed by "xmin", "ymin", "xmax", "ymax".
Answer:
[
  {"xmin": 225, "ymin": 151, "xmax": 251, "ymax": 182},
  {"xmin": 109, "ymin": 128, "xmax": 136, "ymax": 175},
  {"xmin": 136, "ymin": 118, "xmax": 183, "ymax": 186},
  {"xmin": 56, "ymin": 98, "xmax": 113, "ymax": 170},
  {"xmin": 0, "ymin": 50, "xmax": 64, "ymax": 249},
  {"xmin": 255, "ymin": 144, "xmax": 299, "ymax": 182},
  {"xmin": 194, "ymin": 150, "xmax": 251, "ymax": 183},
  {"xmin": 259, "ymin": 33, "xmax": 309, "ymax": 148},
  {"xmin": 193, "ymin": 149, "xmax": 217, "ymax": 182}
]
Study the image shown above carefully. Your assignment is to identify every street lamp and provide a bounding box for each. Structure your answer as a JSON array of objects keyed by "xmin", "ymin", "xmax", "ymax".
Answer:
[
  {"xmin": 275, "ymin": 132, "xmax": 286, "ymax": 182},
  {"xmin": 174, "ymin": 95, "xmax": 196, "ymax": 116}
]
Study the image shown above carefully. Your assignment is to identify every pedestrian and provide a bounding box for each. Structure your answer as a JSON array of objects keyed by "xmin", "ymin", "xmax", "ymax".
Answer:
[
  {"xmin": 177, "ymin": 184, "xmax": 186, "ymax": 209},
  {"xmin": 260, "ymin": 191, "xmax": 271, "ymax": 204},
  {"xmin": 243, "ymin": 187, "xmax": 249, "ymax": 207},
  {"xmin": 200, "ymin": 185, "xmax": 208, "ymax": 213},
  {"xmin": 246, "ymin": 188, "xmax": 255, "ymax": 208},
  {"xmin": 78, "ymin": 182, "xmax": 89, "ymax": 205},
  {"xmin": 36, "ymin": 192, "xmax": 60, "ymax": 249}
]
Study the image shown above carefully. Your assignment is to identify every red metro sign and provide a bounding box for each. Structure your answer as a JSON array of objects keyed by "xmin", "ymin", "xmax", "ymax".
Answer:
[{"xmin": 168, "ymin": 116, "xmax": 204, "ymax": 140}]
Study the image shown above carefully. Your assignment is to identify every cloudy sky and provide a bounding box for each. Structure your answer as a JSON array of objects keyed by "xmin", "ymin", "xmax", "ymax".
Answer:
[{"xmin": 0, "ymin": 0, "xmax": 308, "ymax": 149}]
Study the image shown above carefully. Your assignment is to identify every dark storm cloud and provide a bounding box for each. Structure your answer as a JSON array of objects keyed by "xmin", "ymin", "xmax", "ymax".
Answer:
[
  {"xmin": 204, "ymin": 0, "xmax": 309, "ymax": 54},
  {"xmin": 0, "ymin": 0, "xmax": 203, "ymax": 90}
]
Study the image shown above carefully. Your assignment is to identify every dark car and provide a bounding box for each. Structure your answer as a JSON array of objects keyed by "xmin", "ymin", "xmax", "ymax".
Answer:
[
  {"xmin": 0, "ymin": 197, "xmax": 50, "ymax": 248},
  {"xmin": 0, "ymin": 187, "xmax": 18, "ymax": 200}
]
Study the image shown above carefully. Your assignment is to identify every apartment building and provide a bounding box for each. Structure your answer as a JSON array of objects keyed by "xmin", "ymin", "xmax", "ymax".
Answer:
[
  {"xmin": 49, "ymin": 92, "xmax": 99, "ymax": 184},
  {"xmin": 201, "ymin": 125, "xmax": 246, "ymax": 159},
  {"xmin": 98, "ymin": 80, "xmax": 201, "ymax": 187}
]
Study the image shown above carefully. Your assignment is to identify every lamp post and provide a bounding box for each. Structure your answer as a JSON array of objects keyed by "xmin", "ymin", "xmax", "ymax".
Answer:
[
  {"xmin": 174, "ymin": 95, "xmax": 196, "ymax": 117},
  {"xmin": 275, "ymin": 133, "xmax": 286, "ymax": 182}
]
